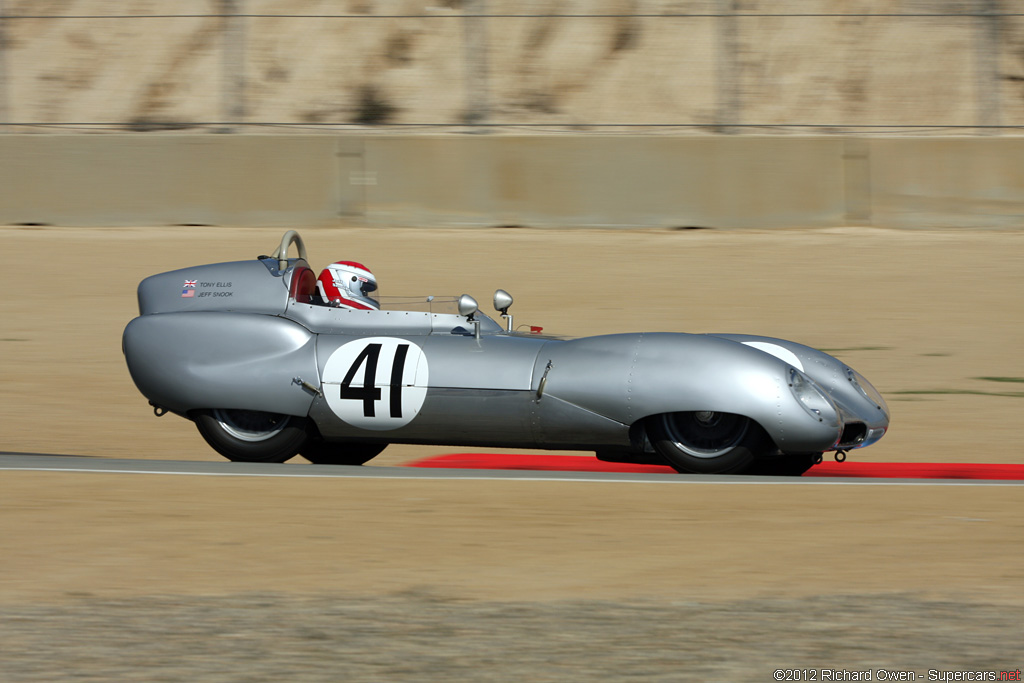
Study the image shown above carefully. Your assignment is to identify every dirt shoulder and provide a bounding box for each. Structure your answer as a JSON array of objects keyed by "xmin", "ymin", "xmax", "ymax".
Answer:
[{"xmin": 5, "ymin": 471, "xmax": 1024, "ymax": 606}]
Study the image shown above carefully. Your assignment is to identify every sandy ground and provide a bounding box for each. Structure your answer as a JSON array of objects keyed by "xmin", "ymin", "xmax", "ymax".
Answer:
[{"xmin": 2, "ymin": 225, "xmax": 1023, "ymax": 678}]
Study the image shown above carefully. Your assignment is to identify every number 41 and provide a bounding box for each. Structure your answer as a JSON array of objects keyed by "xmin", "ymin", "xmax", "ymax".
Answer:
[{"xmin": 338, "ymin": 343, "xmax": 410, "ymax": 418}]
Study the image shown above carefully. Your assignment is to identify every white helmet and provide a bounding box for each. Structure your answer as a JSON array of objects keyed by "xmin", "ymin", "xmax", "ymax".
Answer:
[{"xmin": 316, "ymin": 261, "xmax": 380, "ymax": 310}]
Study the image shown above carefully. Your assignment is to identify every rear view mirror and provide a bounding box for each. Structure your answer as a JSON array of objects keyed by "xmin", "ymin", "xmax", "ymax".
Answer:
[
  {"xmin": 458, "ymin": 294, "xmax": 479, "ymax": 319},
  {"xmin": 493, "ymin": 289, "xmax": 513, "ymax": 314}
]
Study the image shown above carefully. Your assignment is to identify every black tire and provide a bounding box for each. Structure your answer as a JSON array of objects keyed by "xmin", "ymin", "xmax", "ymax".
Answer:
[
  {"xmin": 194, "ymin": 409, "xmax": 308, "ymax": 463},
  {"xmin": 301, "ymin": 440, "xmax": 387, "ymax": 466},
  {"xmin": 647, "ymin": 411, "xmax": 765, "ymax": 474},
  {"xmin": 744, "ymin": 453, "xmax": 821, "ymax": 477}
]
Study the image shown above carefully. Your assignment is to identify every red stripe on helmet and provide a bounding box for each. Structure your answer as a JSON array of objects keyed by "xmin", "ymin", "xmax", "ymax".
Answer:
[{"xmin": 332, "ymin": 261, "xmax": 370, "ymax": 272}]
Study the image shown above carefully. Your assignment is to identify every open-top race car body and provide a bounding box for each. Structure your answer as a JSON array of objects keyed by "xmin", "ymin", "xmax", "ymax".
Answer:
[{"xmin": 123, "ymin": 231, "xmax": 889, "ymax": 476}]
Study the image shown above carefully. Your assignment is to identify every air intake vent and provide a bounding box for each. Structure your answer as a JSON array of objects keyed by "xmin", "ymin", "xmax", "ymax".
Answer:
[{"xmin": 839, "ymin": 423, "xmax": 867, "ymax": 447}]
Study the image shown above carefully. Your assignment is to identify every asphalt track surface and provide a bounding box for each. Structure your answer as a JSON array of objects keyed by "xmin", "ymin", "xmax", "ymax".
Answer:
[{"xmin": 3, "ymin": 452, "xmax": 1023, "ymax": 486}]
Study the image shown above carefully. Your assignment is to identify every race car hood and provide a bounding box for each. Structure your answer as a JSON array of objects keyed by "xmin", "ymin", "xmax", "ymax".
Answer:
[{"xmin": 707, "ymin": 333, "xmax": 890, "ymax": 435}]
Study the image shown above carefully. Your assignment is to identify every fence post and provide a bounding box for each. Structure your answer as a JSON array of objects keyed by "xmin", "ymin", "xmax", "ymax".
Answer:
[
  {"xmin": 463, "ymin": 0, "xmax": 489, "ymax": 131},
  {"xmin": 716, "ymin": 0, "xmax": 740, "ymax": 134},
  {"xmin": 976, "ymin": 0, "xmax": 1001, "ymax": 134},
  {"xmin": 220, "ymin": 0, "xmax": 246, "ymax": 132}
]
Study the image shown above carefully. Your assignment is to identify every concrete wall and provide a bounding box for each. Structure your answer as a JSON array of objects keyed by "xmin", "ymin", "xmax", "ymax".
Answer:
[
  {"xmin": 1, "ymin": 134, "xmax": 1023, "ymax": 229},
  {"xmin": 0, "ymin": 135, "xmax": 346, "ymax": 226},
  {"xmin": 868, "ymin": 139, "xmax": 1024, "ymax": 229},
  {"xmin": 361, "ymin": 136, "xmax": 848, "ymax": 229}
]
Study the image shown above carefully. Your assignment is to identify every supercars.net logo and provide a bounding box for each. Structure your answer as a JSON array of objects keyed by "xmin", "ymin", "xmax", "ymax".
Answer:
[{"xmin": 773, "ymin": 669, "xmax": 1021, "ymax": 681}]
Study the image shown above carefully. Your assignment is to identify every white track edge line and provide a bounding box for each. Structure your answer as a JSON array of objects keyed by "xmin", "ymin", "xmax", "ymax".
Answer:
[{"xmin": 2, "ymin": 465, "xmax": 1022, "ymax": 486}]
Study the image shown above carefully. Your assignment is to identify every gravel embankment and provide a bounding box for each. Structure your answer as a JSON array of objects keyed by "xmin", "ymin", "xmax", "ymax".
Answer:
[{"xmin": 2, "ymin": 594, "xmax": 1020, "ymax": 681}]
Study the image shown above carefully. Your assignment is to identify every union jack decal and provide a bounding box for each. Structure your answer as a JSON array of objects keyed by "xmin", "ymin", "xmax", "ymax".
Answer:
[{"xmin": 183, "ymin": 280, "xmax": 197, "ymax": 288}]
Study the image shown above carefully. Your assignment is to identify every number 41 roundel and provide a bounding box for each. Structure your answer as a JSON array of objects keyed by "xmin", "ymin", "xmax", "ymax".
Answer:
[{"xmin": 322, "ymin": 337, "xmax": 429, "ymax": 430}]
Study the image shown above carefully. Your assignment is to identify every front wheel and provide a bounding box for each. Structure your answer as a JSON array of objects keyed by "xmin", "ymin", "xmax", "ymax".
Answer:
[
  {"xmin": 194, "ymin": 409, "xmax": 308, "ymax": 463},
  {"xmin": 647, "ymin": 411, "xmax": 765, "ymax": 474}
]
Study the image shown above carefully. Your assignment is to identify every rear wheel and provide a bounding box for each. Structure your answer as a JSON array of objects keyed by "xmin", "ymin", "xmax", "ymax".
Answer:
[
  {"xmin": 301, "ymin": 440, "xmax": 387, "ymax": 466},
  {"xmin": 647, "ymin": 411, "xmax": 764, "ymax": 474},
  {"xmin": 194, "ymin": 409, "xmax": 308, "ymax": 463}
]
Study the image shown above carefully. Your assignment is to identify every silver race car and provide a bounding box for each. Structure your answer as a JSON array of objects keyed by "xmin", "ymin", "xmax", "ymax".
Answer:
[{"xmin": 123, "ymin": 231, "xmax": 889, "ymax": 476}]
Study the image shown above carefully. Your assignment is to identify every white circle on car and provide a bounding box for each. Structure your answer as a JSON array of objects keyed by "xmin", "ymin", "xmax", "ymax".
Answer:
[{"xmin": 322, "ymin": 337, "xmax": 429, "ymax": 431}]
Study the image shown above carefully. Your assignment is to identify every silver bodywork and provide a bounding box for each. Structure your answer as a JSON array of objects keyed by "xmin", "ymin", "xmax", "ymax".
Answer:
[{"xmin": 123, "ymin": 242, "xmax": 889, "ymax": 467}]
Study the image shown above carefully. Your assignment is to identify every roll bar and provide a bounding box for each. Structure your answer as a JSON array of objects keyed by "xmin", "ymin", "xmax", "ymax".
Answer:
[{"xmin": 270, "ymin": 230, "xmax": 308, "ymax": 271}]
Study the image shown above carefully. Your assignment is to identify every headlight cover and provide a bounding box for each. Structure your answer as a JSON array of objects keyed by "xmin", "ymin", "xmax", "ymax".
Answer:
[
  {"xmin": 788, "ymin": 368, "xmax": 838, "ymax": 423},
  {"xmin": 845, "ymin": 366, "xmax": 889, "ymax": 417}
]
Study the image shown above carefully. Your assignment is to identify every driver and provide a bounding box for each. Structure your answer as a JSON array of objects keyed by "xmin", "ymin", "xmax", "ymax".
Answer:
[{"xmin": 316, "ymin": 261, "xmax": 380, "ymax": 310}]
